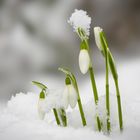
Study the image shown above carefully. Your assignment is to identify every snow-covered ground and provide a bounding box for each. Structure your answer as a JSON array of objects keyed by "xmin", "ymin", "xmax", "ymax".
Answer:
[{"xmin": 0, "ymin": 58, "xmax": 140, "ymax": 140}]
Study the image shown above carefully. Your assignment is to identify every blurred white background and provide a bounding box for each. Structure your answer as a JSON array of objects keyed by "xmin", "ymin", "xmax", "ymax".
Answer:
[{"xmin": 0, "ymin": 0, "xmax": 140, "ymax": 100}]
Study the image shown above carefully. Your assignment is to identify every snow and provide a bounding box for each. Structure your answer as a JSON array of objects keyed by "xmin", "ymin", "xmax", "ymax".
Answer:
[
  {"xmin": 68, "ymin": 9, "xmax": 91, "ymax": 36},
  {"xmin": 0, "ymin": 58, "xmax": 140, "ymax": 140},
  {"xmin": 41, "ymin": 89, "xmax": 64, "ymax": 112}
]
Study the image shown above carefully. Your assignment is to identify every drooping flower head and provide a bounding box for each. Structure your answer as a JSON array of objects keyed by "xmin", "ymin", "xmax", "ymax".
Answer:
[
  {"xmin": 38, "ymin": 90, "xmax": 46, "ymax": 120},
  {"xmin": 62, "ymin": 77, "xmax": 78, "ymax": 109},
  {"xmin": 32, "ymin": 81, "xmax": 47, "ymax": 120},
  {"xmin": 68, "ymin": 9, "xmax": 91, "ymax": 38}
]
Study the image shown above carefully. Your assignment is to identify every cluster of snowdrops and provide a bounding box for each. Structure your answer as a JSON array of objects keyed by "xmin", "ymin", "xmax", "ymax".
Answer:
[{"xmin": 32, "ymin": 9, "xmax": 123, "ymax": 134}]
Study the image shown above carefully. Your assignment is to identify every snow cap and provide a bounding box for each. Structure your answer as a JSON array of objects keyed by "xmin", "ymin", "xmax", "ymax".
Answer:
[{"xmin": 68, "ymin": 9, "xmax": 91, "ymax": 36}]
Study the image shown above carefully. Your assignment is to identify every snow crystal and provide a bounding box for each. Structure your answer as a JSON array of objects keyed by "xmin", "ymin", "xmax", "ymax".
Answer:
[{"xmin": 68, "ymin": 9, "xmax": 91, "ymax": 36}]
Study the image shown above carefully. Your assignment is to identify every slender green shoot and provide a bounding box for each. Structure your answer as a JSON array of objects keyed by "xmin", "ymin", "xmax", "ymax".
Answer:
[
  {"xmin": 108, "ymin": 51, "xmax": 123, "ymax": 131},
  {"xmin": 78, "ymin": 28, "xmax": 102, "ymax": 131},
  {"xmin": 100, "ymin": 32, "xmax": 111, "ymax": 132},
  {"xmin": 100, "ymin": 32, "xmax": 123, "ymax": 131},
  {"xmin": 53, "ymin": 108, "xmax": 61, "ymax": 126},
  {"xmin": 58, "ymin": 108, "xmax": 67, "ymax": 127},
  {"xmin": 89, "ymin": 67, "xmax": 102, "ymax": 131}
]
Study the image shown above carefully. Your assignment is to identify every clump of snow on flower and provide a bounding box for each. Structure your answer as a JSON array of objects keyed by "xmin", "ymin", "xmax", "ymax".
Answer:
[{"xmin": 68, "ymin": 9, "xmax": 91, "ymax": 36}]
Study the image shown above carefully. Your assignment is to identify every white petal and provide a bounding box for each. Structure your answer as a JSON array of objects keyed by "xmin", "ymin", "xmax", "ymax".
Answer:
[
  {"xmin": 62, "ymin": 86, "xmax": 69, "ymax": 109},
  {"xmin": 94, "ymin": 27, "xmax": 103, "ymax": 51},
  {"xmin": 79, "ymin": 49, "xmax": 90, "ymax": 74},
  {"xmin": 38, "ymin": 99, "xmax": 46, "ymax": 120},
  {"xmin": 68, "ymin": 85, "xmax": 78, "ymax": 109}
]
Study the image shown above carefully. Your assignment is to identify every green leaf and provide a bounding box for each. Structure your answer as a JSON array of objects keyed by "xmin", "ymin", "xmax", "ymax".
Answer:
[
  {"xmin": 101, "ymin": 32, "xmax": 109, "ymax": 49},
  {"xmin": 108, "ymin": 50, "xmax": 118, "ymax": 80},
  {"xmin": 100, "ymin": 31, "xmax": 118, "ymax": 80},
  {"xmin": 58, "ymin": 108, "xmax": 67, "ymax": 127},
  {"xmin": 32, "ymin": 81, "xmax": 47, "ymax": 90},
  {"xmin": 99, "ymin": 32, "xmax": 108, "ymax": 57}
]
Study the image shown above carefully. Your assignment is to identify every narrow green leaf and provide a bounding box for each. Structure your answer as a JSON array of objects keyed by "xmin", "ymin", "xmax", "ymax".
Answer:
[
  {"xmin": 99, "ymin": 32, "xmax": 108, "ymax": 57},
  {"xmin": 32, "ymin": 81, "xmax": 47, "ymax": 90},
  {"xmin": 58, "ymin": 108, "xmax": 67, "ymax": 127},
  {"xmin": 108, "ymin": 50, "xmax": 118, "ymax": 80}
]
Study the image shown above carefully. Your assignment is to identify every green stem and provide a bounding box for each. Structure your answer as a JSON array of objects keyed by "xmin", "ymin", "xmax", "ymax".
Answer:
[
  {"xmin": 105, "ymin": 53, "xmax": 111, "ymax": 132},
  {"xmin": 53, "ymin": 108, "xmax": 61, "ymax": 126},
  {"xmin": 59, "ymin": 108, "xmax": 67, "ymax": 127},
  {"xmin": 89, "ymin": 67, "xmax": 101, "ymax": 131},
  {"xmin": 77, "ymin": 98, "xmax": 87, "ymax": 126},
  {"xmin": 75, "ymin": 82, "xmax": 87, "ymax": 126},
  {"xmin": 114, "ymin": 79, "xmax": 123, "ymax": 131}
]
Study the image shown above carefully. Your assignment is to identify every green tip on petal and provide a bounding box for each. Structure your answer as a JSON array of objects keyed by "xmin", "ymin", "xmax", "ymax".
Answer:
[
  {"xmin": 39, "ymin": 90, "xmax": 45, "ymax": 99},
  {"xmin": 65, "ymin": 77, "xmax": 71, "ymax": 85},
  {"xmin": 80, "ymin": 40, "xmax": 89, "ymax": 51}
]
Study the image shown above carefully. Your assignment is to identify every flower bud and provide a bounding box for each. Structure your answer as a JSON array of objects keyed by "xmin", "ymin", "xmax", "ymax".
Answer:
[
  {"xmin": 94, "ymin": 27, "xmax": 103, "ymax": 51},
  {"xmin": 38, "ymin": 90, "xmax": 46, "ymax": 120},
  {"xmin": 62, "ymin": 77, "xmax": 78, "ymax": 109},
  {"xmin": 38, "ymin": 99, "xmax": 46, "ymax": 120},
  {"xmin": 68, "ymin": 84, "xmax": 78, "ymax": 108},
  {"xmin": 79, "ymin": 49, "xmax": 90, "ymax": 74}
]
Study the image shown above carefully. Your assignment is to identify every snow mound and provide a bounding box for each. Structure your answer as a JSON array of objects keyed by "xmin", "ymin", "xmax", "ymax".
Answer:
[
  {"xmin": 6, "ymin": 92, "xmax": 38, "ymax": 119},
  {"xmin": 0, "ymin": 92, "xmax": 110, "ymax": 140},
  {"xmin": 0, "ymin": 89, "xmax": 140, "ymax": 140}
]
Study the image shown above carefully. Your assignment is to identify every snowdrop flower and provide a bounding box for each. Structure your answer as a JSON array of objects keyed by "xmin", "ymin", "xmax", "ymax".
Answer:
[
  {"xmin": 62, "ymin": 77, "xmax": 78, "ymax": 109},
  {"xmin": 94, "ymin": 27, "xmax": 103, "ymax": 52},
  {"xmin": 79, "ymin": 49, "xmax": 90, "ymax": 74},
  {"xmin": 68, "ymin": 9, "xmax": 91, "ymax": 38},
  {"xmin": 38, "ymin": 90, "xmax": 46, "ymax": 120}
]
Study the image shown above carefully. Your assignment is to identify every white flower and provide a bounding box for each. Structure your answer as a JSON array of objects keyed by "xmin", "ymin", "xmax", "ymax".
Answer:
[
  {"xmin": 38, "ymin": 98, "xmax": 46, "ymax": 120},
  {"xmin": 79, "ymin": 49, "xmax": 90, "ymax": 74},
  {"xmin": 94, "ymin": 27, "xmax": 103, "ymax": 51},
  {"xmin": 62, "ymin": 84, "xmax": 78, "ymax": 109},
  {"xmin": 68, "ymin": 9, "xmax": 91, "ymax": 36}
]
